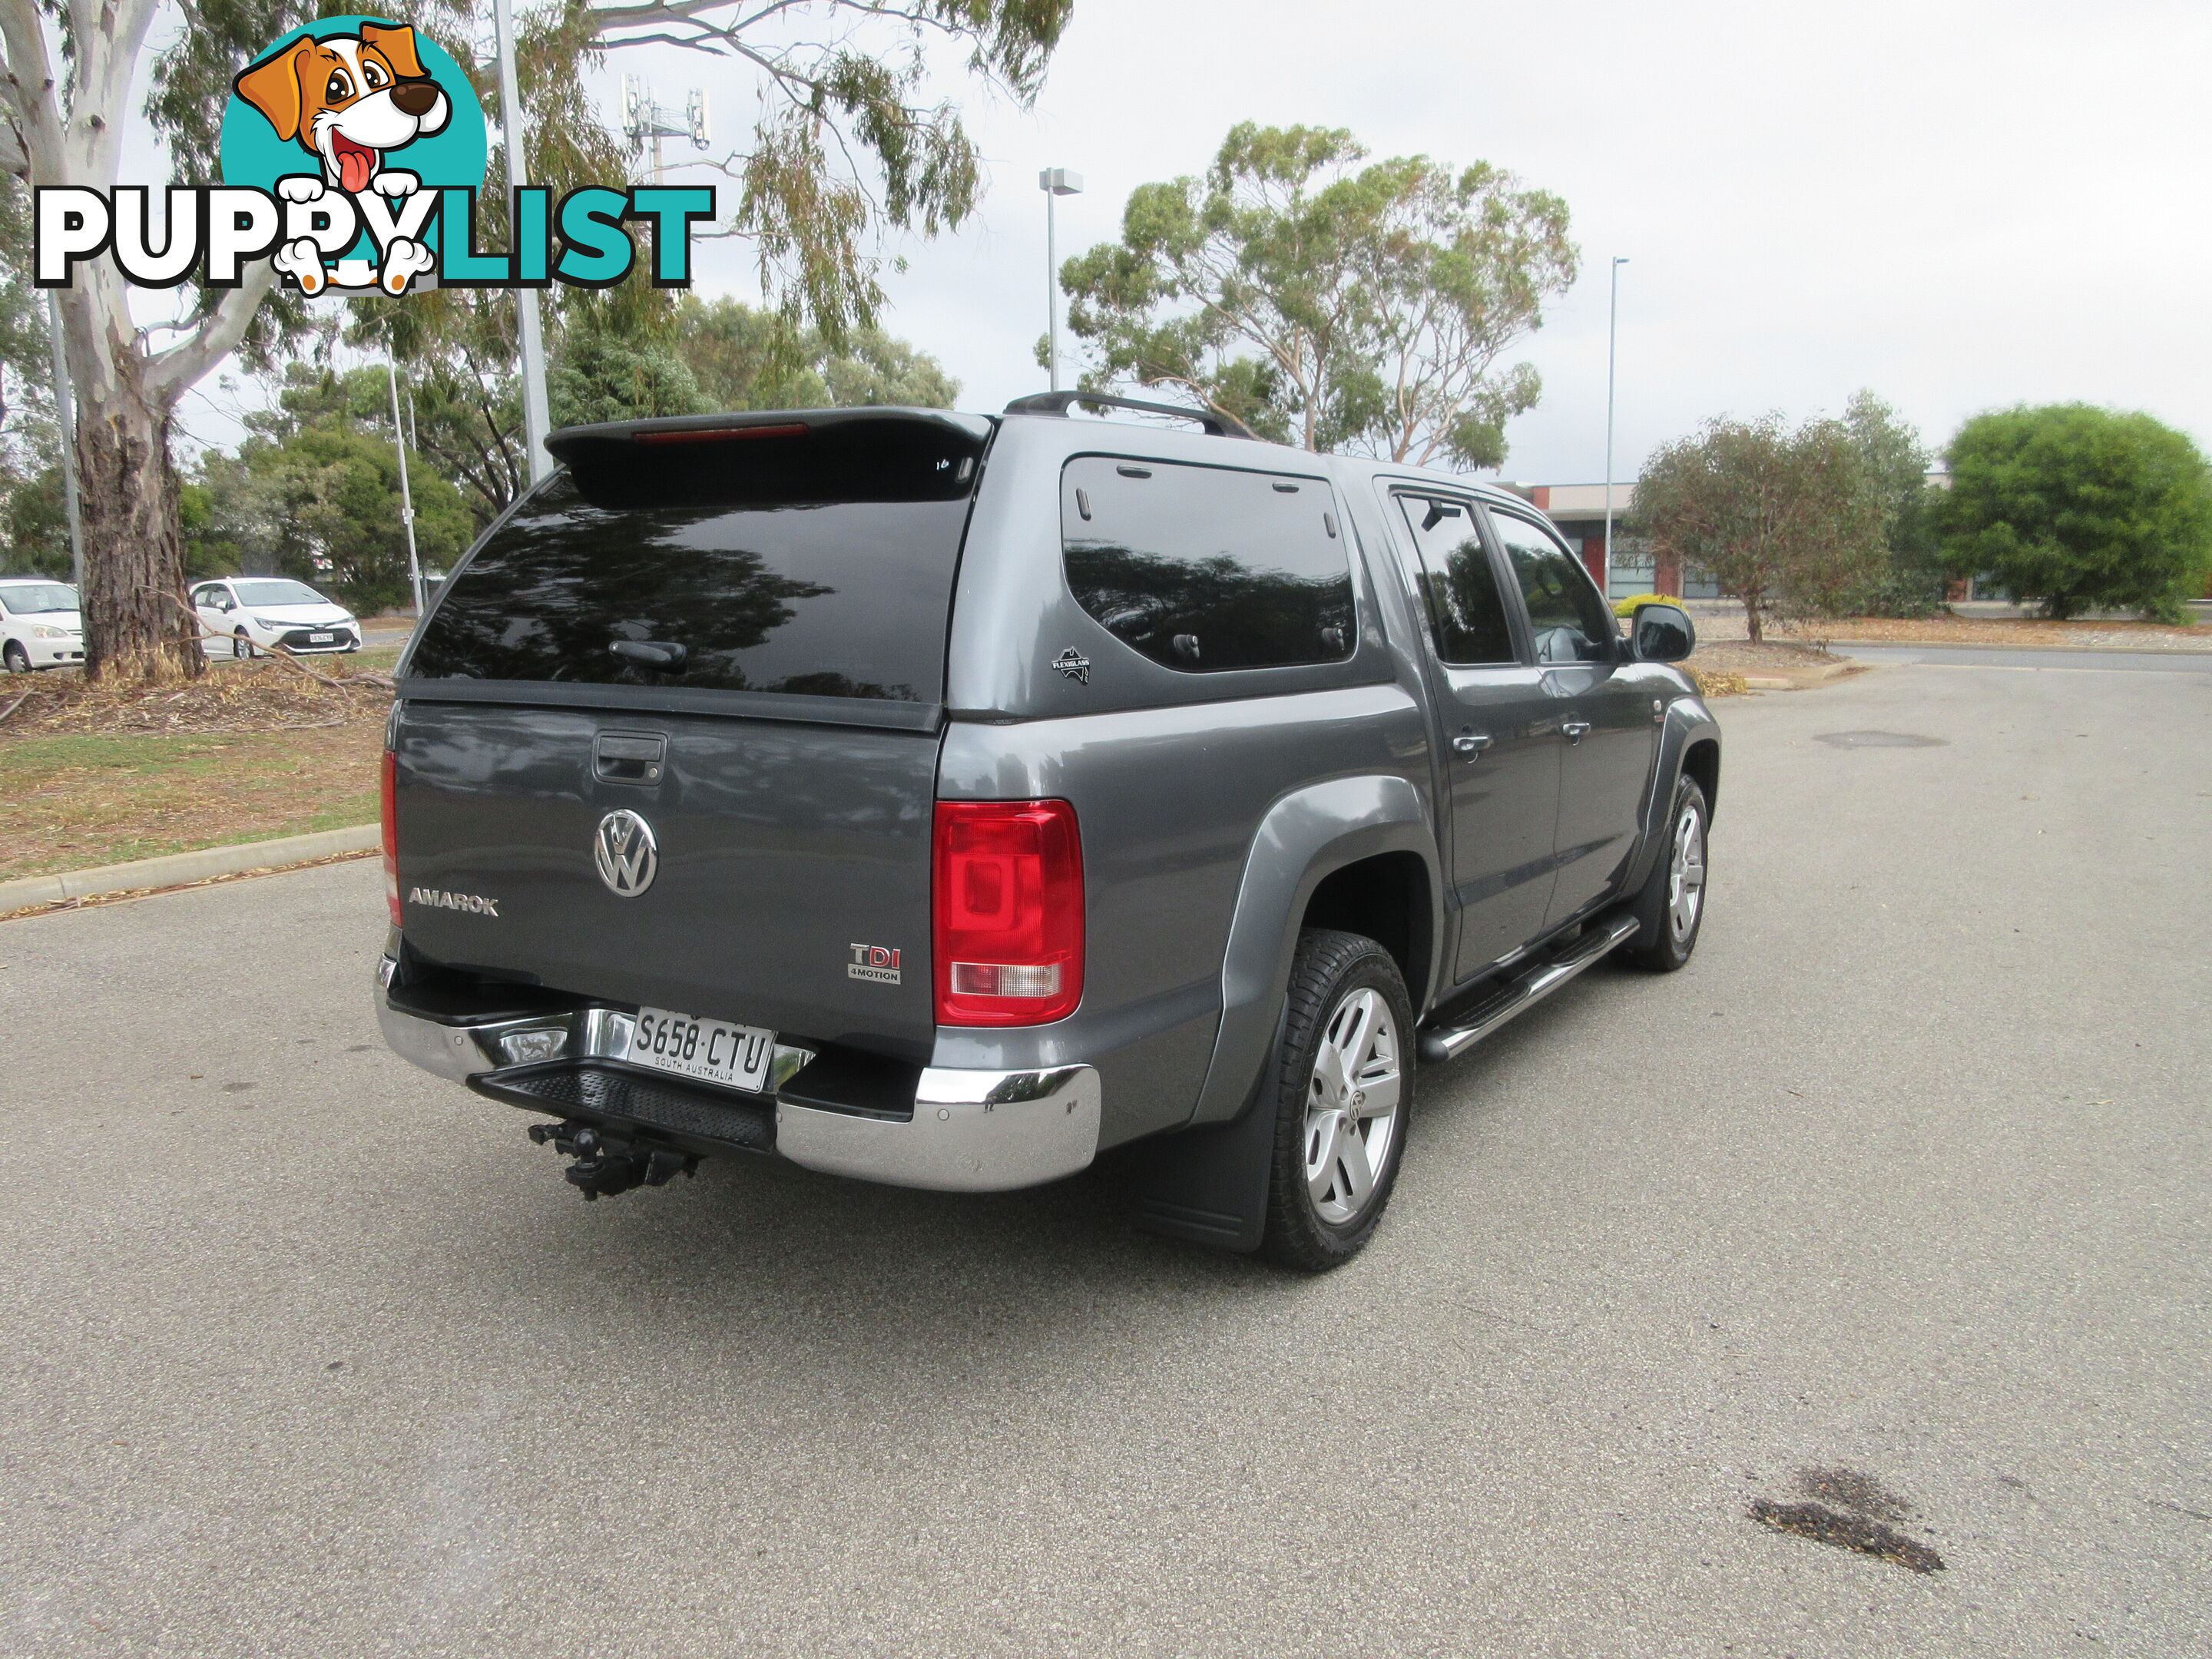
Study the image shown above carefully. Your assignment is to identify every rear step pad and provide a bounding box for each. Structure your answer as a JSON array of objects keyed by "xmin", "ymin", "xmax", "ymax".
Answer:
[
  {"xmin": 471, "ymin": 1062, "xmax": 777, "ymax": 1154},
  {"xmin": 1416, "ymin": 914, "xmax": 1641, "ymax": 1065}
]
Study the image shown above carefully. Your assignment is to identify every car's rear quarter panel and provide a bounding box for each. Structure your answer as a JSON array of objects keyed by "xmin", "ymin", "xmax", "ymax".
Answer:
[
  {"xmin": 937, "ymin": 427, "xmax": 1432, "ymax": 1150},
  {"xmin": 935, "ymin": 685, "xmax": 1429, "ymax": 1148}
]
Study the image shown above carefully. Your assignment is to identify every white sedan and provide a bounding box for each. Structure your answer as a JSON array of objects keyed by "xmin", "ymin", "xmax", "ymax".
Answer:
[
  {"xmin": 0, "ymin": 578, "xmax": 85, "ymax": 672},
  {"xmin": 192, "ymin": 578, "xmax": 362, "ymax": 657}
]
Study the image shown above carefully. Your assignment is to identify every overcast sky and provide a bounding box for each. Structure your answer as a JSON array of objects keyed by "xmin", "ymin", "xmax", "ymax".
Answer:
[{"xmin": 171, "ymin": 0, "xmax": 2212, "ymax": 484}]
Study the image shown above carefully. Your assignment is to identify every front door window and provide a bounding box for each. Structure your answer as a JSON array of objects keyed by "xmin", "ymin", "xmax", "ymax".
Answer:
[{"xmin": 1492, "ymin": 514, "xmax": 1614, "ymax": 664}]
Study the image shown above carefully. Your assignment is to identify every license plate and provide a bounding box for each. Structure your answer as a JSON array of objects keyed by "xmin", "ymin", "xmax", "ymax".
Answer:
[
  {"xmin": 308, "ymin": 631, "xmax": 334, "ymax": 643},
  {"xmin": 628, "ymin": 1006, "xmax": 777, "ymax": 1093}
]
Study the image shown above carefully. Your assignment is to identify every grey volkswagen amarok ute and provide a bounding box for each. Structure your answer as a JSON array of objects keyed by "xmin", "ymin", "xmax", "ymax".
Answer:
[{"xmin": 376, "ymin": 392, "xmax": 1720, "ymax": 1270}]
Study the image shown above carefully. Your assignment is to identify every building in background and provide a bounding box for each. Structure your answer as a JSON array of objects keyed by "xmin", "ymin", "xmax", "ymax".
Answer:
[{"xmin": 1498, "ymin": 482, "xmax": 1720, "ymax": 602}]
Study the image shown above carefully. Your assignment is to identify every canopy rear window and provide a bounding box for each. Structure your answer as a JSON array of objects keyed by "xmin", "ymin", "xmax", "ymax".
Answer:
[
  {"xmin": 406, "ymin": 416, "xmax": 989, "ymax": 703},
  {"xmin": 1061, "ymin": 456, "xmax": 1353, "ymax": 673}
]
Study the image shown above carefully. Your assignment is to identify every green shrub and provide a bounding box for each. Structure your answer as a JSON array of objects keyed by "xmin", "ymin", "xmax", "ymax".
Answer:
[{"xmin": 1937, "ymin": 404, "xmax": 2212, "ymax": 622}]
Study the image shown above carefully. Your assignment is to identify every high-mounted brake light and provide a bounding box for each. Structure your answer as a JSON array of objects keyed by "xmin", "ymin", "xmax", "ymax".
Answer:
[
  {"xmin": 933, "ymin": 800, "xmax": 1084, "ymax": 1026},
  {"xmin": 633, "ymin": 423, "xmax": 810, "ymax": 445},
  {"xmin": 380, "ymin": 748, "xmax": 401, "ymax": 927}
]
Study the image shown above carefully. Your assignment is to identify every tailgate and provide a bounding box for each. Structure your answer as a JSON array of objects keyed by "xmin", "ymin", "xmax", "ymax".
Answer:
[{"xmin": 393, "ymin": 700, "xmax": 939, "ymax": 1058}]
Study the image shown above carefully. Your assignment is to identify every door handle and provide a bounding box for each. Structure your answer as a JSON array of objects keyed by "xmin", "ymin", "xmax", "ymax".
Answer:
[
  {"xmin": 1452, "ymin": 730, "xmax": 1493, "ymax": 757},
  {"xmin": 595, "ymin": 732, "xmax": 667, "ymax": 783},
  {"xmin": 1560, "ymin": 719, "xmax": 1593, "ymax": 743}
]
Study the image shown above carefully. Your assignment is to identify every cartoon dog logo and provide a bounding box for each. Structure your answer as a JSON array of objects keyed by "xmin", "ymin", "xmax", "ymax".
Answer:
[{"xmin": 232, "ymin": 22, "xmax": 452, "ymax": 295}]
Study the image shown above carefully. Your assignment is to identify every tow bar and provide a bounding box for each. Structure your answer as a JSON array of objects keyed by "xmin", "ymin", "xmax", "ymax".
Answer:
[{"xmin": 527, "ymin": 1120, "xmax": 699, "ymax": 1200}]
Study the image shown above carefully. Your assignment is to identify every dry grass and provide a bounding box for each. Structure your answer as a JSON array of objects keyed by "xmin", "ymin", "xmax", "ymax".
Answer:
[
  {"xmin": 1688, "ymin": 640, "xmax": 1841, "ymax": 674},
  {"xmin": 0, "ymin": 657, "xmax": 393, "ymax": 883},
  {"xmin": 1679, "ymin": 639, "xmax": 1845, "ymax": 697},
  {"xmin": 1773, "ymin": 613, "xmax": 2211, "ymax": 651},
  {"xmin": 2, "ymin": 653, "xmax": 392, "ymax": 738}
]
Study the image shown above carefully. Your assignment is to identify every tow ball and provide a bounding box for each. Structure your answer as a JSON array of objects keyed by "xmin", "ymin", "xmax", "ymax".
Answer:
[{"xmin": 527, "ymin": 1119, "xmax": 699, "ymax": 1200}]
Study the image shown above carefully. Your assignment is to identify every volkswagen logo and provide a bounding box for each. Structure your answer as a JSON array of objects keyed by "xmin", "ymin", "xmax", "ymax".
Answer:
[{"xmin": 593, "ymin": 810, "xmax": 658, "ymax": 898}]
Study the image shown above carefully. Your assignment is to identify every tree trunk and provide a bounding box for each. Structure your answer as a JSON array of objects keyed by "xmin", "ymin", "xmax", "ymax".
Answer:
[
  {"xmin": 78, "ymin": 373, "xmax": 200, "ymax": 684},
  {"xmin": 6, "ymin": 0, "xmax": 274, "ymax": 687}
]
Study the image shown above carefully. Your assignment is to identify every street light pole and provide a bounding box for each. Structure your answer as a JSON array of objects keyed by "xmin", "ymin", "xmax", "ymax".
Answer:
[
  {"xmin": 45, "ymin": 290, "xmax": 84, "ymax": 590},
  {"xmin": 387, "ymin": 356, "xmax": 426, "ymax": 616},
  {"xmin": 492, "ymin": 0, "xmax": 551, "ymax": 486},
  {"xmin": 1602, "ymin": 255, "xmax": 1628, "ymax": 601},
  {"xmin": 1038, "ymin": 168, "xmax": 1082, "ymax": 391}
]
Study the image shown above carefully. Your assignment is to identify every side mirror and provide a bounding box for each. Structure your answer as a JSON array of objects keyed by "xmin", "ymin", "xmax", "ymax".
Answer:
[{"xmin": 1630, "ymin": 602, "xmax": 1695, "ymax": 664}]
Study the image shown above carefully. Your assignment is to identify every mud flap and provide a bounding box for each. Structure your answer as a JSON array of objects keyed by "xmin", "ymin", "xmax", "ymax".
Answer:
[{"xmin": 1127, "ymin": 1077, "xmax": 1277, "ymax": 1253}]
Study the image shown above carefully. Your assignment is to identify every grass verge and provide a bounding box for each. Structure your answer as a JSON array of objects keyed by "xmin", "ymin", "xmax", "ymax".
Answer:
[{"xmin": 0, "ymin": 721, "xmax": 386, "ymax": 883}]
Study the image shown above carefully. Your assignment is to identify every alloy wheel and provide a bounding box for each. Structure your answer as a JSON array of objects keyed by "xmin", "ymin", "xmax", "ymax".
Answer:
[
  {"xmin": 1302, "ymin": 986, "xmax": 1403, "ymax": 1227},
  {"xmin": 1668, "ymin": 801, "xmax": 1707, "ymax": 942}
]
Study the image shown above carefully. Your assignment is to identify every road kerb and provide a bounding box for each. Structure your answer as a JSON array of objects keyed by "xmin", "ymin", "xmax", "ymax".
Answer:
[{"xmin": 0, "ymin": 823, "xmax": 381, "ymax": 917}]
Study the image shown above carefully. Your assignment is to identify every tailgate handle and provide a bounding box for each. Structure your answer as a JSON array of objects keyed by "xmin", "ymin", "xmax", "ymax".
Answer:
[
  {"xmin": 595, "ymin": 733, "xmax": 666, "ymax": 784},
  {"xmin": 611, "ymin": 639, "xmax": 687, "ymax": 672}
]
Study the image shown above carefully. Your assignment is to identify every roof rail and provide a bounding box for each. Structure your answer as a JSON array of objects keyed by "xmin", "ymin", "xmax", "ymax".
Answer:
[{"xmin": 1003, "ymin": 389, "xmax": 1257, "ymax": 441}]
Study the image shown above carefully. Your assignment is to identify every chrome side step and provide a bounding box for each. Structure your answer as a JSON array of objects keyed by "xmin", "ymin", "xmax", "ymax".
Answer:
[{"xmin": 1416, "ymin": 913, "xmax": 1642, "ymax": 1065}]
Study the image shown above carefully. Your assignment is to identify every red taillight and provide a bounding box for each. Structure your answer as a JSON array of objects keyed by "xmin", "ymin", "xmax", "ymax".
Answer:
[
  {"xmin": 933, "ymin": 800, "xmax": 1084, "ymax": 1026},
  {"xmin": 380, "ymin": 748, "xmax": 401, "ymax": 927}
]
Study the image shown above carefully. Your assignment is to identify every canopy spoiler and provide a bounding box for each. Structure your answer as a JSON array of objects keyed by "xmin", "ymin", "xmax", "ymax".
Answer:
[{"xmin": 542, "ymin": 407, "xmax": 995, "ymax": 510}]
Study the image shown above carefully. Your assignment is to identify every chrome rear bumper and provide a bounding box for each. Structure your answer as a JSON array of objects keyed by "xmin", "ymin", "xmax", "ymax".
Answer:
[
  {"xmin": 375, "ymin": 973, "xmax": 1101, "ymax": 1193},
  {"xmin": 776, "ymin": 1065, "xmax": 1101, "ymax": 1193}
]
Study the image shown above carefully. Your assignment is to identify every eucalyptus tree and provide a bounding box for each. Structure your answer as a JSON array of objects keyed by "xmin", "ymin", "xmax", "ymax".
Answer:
[
  {"xmin": 0, "ymin": 174, "xmax": 63, "ymax": 574},
  {"xmin": 674, "ymin": 295, "xmax": 959, "ymax": 412},
  {"xmin": 1839, "ymin": 389, "xmax": 1945, "ymax": 616},
  {"xmin": 343, "ymin": 0, "xmax": 1058, "ymax": 523},
  {"xmin": 589, "ymin": 0, "xmax": 1071, "ymax": 336},
  {"xmin": 1060, "ymin": 123, "xmax": 1576, "ymax": 465},
  {"xmin": 0, "ymin": 0, "xmax": 286, "ymax": 677},
  {"xmin": 1, "ymin": 0, "xmax": 1070, "ymax": 680},
  {"xmin": 1634, "ymin": 415, "xmax": 1889, "ymax": 642}
]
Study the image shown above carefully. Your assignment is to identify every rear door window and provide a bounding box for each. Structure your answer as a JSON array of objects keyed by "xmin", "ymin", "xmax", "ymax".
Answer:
[
  {"xmin": 406, "ymin": 416, "xmax": 989, "ymax": 703},
  {"xmin": 1394, "ymin": 494, "xmax": 1518, "ymax": 665},
  {"xmin": 1061, "ymin": 457, "xmax": 1353, "ymax": 673}
]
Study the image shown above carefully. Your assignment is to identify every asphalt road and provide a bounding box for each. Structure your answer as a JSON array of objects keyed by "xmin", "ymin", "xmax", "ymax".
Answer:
[{"xmin": 4, "ymin": 661, "xmax": 2207, "ymax": 1657}]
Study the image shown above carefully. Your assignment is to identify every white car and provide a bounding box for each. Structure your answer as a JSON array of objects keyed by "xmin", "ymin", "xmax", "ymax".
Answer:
[
  {"xmin": 0, "ymin": 578, "xmax": 85, "ymax": 672},
  {"xmin": 191, "ymin": 578, "xmax": 362, "ymax": 657}
]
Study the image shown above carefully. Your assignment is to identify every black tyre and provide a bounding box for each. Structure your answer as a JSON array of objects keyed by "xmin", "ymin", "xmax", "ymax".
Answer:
[
  {"xmin": 1260, "ymin": 929, "xmax": 1416, "ymax": 1272},
  {"xmin": 233, "ymin": 631, "xmax": 255, "ymax": 660},
  {"xmin": 2, "ymin": 640, "xmax": 29, "ymax": 674},
  {"xmin": 1620, "ymin": 774, "xmax": 1709, "ymax": 972}
]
